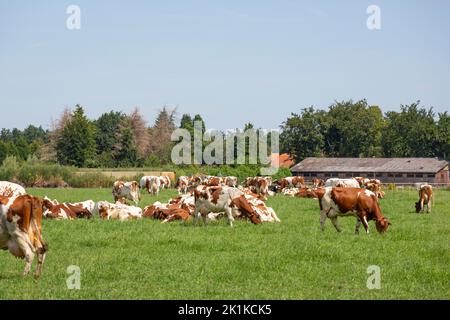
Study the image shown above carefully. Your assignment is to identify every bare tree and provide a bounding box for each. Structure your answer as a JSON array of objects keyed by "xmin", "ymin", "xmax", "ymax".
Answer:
[{"xmin": 129, "ymin": 107, "xmax": 151, "ymax": 158}]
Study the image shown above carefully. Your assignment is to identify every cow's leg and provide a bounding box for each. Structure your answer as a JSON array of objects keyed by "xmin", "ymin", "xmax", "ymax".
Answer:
[
  {"xmin": 193, "ymin": 207, "xmax": 200, "ymax": 226},
  {"xmin": 420, "ymin": 199, "xmax": 424, "ymax": 213},
  {"xmin": 427, "ymin": 199, "xmax": 431, "ymax": 213},
  {"xmin": 15, "ymin": 235, "xmax": 35, "ymax": 276},
  {"xmin": 361, "ymin": 215, "xmax": 370, "ymax": 234},
  {"xmin": 319, "ymin": 211, "xmax": 328, "ymax": 231},
  {"xmin": 35, "ymin": 251, "xmax": 46, "ymax": 278},
  {"xmin": 355, "ymin": 219, "xmax": 362, "ymax": 234},
  {"xmin": 225, "ymin": 206, "xmax": 234, "ymax": 227},
  {"xmin": 330, "ymin": 217, "xmax": 341, "ymax": 233}
]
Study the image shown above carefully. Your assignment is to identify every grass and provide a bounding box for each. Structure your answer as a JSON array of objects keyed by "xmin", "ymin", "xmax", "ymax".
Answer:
[{"xmin": 0, "ymin": 188, "xmax": 449, "ymax": 300}]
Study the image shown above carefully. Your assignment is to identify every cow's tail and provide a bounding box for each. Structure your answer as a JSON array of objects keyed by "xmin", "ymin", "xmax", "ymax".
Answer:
[{"xmin": 30, "ymin": 197, "xmax": 48, "ymax": 254}]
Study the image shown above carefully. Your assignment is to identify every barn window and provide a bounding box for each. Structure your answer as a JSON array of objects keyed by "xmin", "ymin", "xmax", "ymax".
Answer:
[
  {"xmin": 395, "ymin": 173, "xmax": 402, "ymax": 177},
  {"xmin": 428, "ymin": 174, "xmax": 435, "ymax": 178},
  {"xmin": 388, "ymin": 173, "xmax": 394, "ymax": 177},
  {"xmin": 324, "ymin": 173, "xmax": 331, "ymax": 177},
  {"xmin": 407, "ymin": 173, "xmax": 414, "ymax": 178},
  {"xmin": 415, "ymin": 174, "xmax": 424, "ymax": 178},
  {"xmin": 303, "ymin": 173, "xmax": 310, "ymax": 177}
]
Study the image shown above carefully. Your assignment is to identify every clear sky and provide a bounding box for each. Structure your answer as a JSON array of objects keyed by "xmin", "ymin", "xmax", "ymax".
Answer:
[{"xmin": 1, "ymin": 0, "xmax": 449, "ymax": 130}]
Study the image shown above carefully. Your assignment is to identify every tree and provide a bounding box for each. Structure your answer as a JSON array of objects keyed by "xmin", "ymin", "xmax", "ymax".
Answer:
[
  {"xmin": 115, "ymin": 124, "xmax": 137, "ymax": 167},
  {"xmin": 382, "ymin": 102, "xmax": 437, "ymax": 157},
  {"xmin": 435, "ymin": 112, "xmax": 450, "ymax": 159},
  {"xmin": 325, "ymin": 100, "xmax": 384, "ymax": 157},
  {"xmin": 56, "ymin": 105, "xmax": 96, "ymax": 167},
  {"xmin": 280, "ymin": 107, "xmax": 328, "ymax": 161},
  {"xmin": 129, "ymin": 108, "xmax": 150, "ymax": 159},
  {"xmin": 148, "ymin": 106, "xmax": 177, "ymax": 164},
  {"xmin": 94, "ymin": 111, "xmax": 126, "ymax": 155}
]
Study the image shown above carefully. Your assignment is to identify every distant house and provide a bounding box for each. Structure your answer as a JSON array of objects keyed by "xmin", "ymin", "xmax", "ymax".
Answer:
[{"xmin": 291, "ymin": 157, "xmax": 449, "ymax": 184}]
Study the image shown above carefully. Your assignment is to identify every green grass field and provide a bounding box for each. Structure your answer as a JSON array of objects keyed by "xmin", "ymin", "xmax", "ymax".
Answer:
[{"xmin": 0, "ymin": 188, "xmax": 449, "ymax": 300}]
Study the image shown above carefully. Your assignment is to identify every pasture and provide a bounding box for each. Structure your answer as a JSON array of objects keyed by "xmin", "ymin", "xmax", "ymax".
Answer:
[{"xmin": 0, "ymin": 188, "xmax": 449, "ymax": 300}]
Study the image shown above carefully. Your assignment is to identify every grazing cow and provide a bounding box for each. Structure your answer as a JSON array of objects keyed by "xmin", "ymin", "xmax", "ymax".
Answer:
[
  {"xmin": 354, "ymin": 177, "xmax": 370, "ymax": 188},
  {"xmin": 97, "ymin": 201, "xmax": 142, "ymax": 221},
  {"xmin": 159, "ymin": 176, "xmax": 171, "ymax": 190},
  {"xmin": 415, "ymin": 185, "xmax": 433, "ymax": 213},
  {"xmin": 312, "ymin": 178, "xmax": 325, "ymax": 188},
  {"xmin": 365, "ymin": 181, "xmax": 384, "ymax": 199},
  {"xmin": 0, "ymin": 195, "xmax": 48, "ymax": 278},
  {"xmin": 277, "ymin": 176, "xmax": 305, "ymax": 190},
  {"xmin": 175, "ymin": 176, "xmax": 190, "ymax": 194},
  {"xmin": 325, "ymin": 178, "xmax": 360, "ymax": 188},
  {"xmin": 194, "ymin": 186, "xmax": 262, "ymax": 226},
  {"xmin": 113, "ymin": 181, "xmax": 140, "ymax": 204},
  {"xmin": 315, "ymin": 187, "xmax": 390, "ymax": 234},
  {"xmin": 139, "ymin": 176, "xmax": 161, "ymax": 195},
  {"xmin": 43, "ymin": 199, "xmax": 94, "ymax": 220},
  {"xmin": 0, "ymin": 181, "xmax": 26, "ymax": 197},
  {"xmin": 244, "ymin": 177, "xmax": 272, "ymax": 196}
]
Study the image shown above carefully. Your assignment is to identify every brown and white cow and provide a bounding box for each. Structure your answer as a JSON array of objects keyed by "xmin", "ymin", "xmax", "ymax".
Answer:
[
  {"xmin": 315, "ymin": 187, "xmax": 390, "ymax": 234},
  {"xmin": 415, "ymin": 185, "xmax": 433, "ymax": 213},
  {"xmin": 140, "ymin": 176, "xmax": 161, "ymax": 195},
  {"xmin": 244, "ymin": 177, "xmax": 272, "ymax": 196},
  {"xmin": 194, "ymin": 186, "xmax": 262, "ymax": 226},
  {"xmin": 43, "ymin": 198, "xmax": 94, "ymax": 220},
  {"xmin": 325, "ymin": 178, "xmax": 360, "ymax": 188},
  {"xmin": 0, "ymin": 181, "xmax": 26, "ymax": 197},
  {"xmin": 277, "ymin": 176, "xmax": 305, "ymax": 190},
  {"xmin": 113, "ymin": 181, "xmax": 140, "ymax": 204},
  {"xmin": 97, "ymin": 201, "xmax": 142, "ymax": 221},
  {"xmin": 175, "ymin": 176, "xmax": 190, "ymax": 194},
  {"xmin": 0, "ymin": 195, "xmax": 48, "ymax": 278},
  {"xmin": 159, "ymin": 176, "xmax": 171, "ymax": 190},
  {"xmin": 295, "ymin": 187, "xmax": 319, "ymax": 199},
  {"xmin": 312, "ymin": 178, "xmax": 325, "ymax": 188}
]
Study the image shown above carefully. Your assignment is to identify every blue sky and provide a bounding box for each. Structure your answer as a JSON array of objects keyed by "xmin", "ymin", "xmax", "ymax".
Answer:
[{"xmin": 1, "ymin": 0, "xmax": 449, "ymax": 130}]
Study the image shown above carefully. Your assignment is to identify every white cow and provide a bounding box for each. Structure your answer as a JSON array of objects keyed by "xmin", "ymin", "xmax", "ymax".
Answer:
[
  {"xmin": 112, "ymin": 181, "xmax": 140, "ymax": 204},
  {"xmin": 0, "ymin": 181, "xmax": 26, "ymax": 197},
  {"xmin": 325, "ymin": 178, "xmax": 360, "ymax": 188},
  {"xmin": 96, "ymin": 201, "xmax": 142, "ymax": 221}
]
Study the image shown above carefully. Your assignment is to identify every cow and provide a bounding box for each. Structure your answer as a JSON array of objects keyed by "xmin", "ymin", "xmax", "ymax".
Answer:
[
  {"xmin": 325, "ymin": 178, "xmax": 360, "ymax": 188},
  {"xmin": 0, "ymin": 181, "xmax": 26, "ymax": 197},
  {"xmin": 276, "ymin": 176, "xmax": 305, "ymax": 190},
  {"xmin": 364, "ymin": 181, "xmax": 384, "ymax": 199},
  {"xmin": 244, "ymin": 177, "xmax": 272, "ymax": 196},
  {"xmin": 175, "ymin": 176, "xmax": 190, "ymax": 194},
  {"xmin": 354, "ymin": 177, "xmax": 370, "ymax": 188},
  {"xmin": 312, "ymin": 178, "xmax": 325, "ymax": 188},
  {"xmin": 224, "ymin": 176, "xmax": 238, "ymax": 187},
  {"xmin": 415, "ymin": 185, "xmax": 433, "ymax": 213},
  {"xmin": 97, "ymin": 201, "xmax": 142, "ymax": 221},
  {"xmin": 193, "ymin": 186, "xmax": 262, "ymax": 226},
  {"xmin": 295, "ymin": 187, "xmax": 319, "ymax": 199},
  {"xmin": 139, "ymin": 176, "xmax": 161, "ymax": 195},
  {"xmin": 42, "ymin": 199, "xmax": 94, "ymax": 220},
  {"xmin": 143, "ymin": 202, "xmax": 191, "ymax": 223},
  {"xmin": 0, "ymin": 195, "xmax": 48, "ymax": 278},
  {"xmin": 113, "ymin": 181, "xmax": 140, "ymax": 204},
  {"xmin": 315, "ymin": 187, "xmax": 391, "ymax": 234},
  {"xmin": 159, "ymin": 176, "xmax": 171, "ymax": 190}
]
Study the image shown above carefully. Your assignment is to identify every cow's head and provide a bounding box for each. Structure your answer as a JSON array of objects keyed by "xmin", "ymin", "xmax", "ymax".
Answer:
[
  {"xmin": 415, "ymin": 201, "xmax": 422, "ymax": 213},
  {"xmin": 375, "ymin": 217, "xmax": 391, "ymax": 233}
]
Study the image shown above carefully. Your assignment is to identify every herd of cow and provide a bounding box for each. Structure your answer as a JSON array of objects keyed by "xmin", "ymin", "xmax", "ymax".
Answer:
[{"xmin": 0, "ymin": 174, "xmax": 434, "ymax": 278}]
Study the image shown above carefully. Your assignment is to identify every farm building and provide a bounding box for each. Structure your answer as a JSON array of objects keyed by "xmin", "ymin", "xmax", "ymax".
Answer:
[{"xmin": 291, "ymin": 157, "xmax": 449, "ymax": 184}]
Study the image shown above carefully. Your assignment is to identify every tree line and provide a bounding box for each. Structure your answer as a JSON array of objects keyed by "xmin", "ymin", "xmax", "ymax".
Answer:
[{"xmin": 0, "ymin": 100, "xmax": 448, "ymax": 168}]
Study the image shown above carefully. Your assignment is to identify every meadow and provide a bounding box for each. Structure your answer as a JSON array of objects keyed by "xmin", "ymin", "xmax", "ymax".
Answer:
[{"xmin": 0, "ymin": 187, "xmax": 449, "ymax": 300}]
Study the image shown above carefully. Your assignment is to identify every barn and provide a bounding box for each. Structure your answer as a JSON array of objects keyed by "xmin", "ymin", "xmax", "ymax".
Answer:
[{"xmin": 291, "ymin": 157, "xmax": 449, "ymax": 185}]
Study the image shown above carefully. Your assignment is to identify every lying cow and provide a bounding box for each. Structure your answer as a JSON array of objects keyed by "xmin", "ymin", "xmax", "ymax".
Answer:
[
  {"xmin": 315, "ymin": 187, "xmax": 391, "ymax": 234},
  {"xmin": 0, "ymin": 194, "xmax": 48, "ymax": 278},
  {"xmin": 325, "ymin": 178, "xmax": 360, "ymax": 188},
  {"xmin": 112, "ymin": 181, "xmax": 140, "ymax": 204},
  {"xmin": 143, "ymin": 202, "xmax": 191, "ymax": 223},
  {"xmin": 43, "ymin": 197, "xmax": 94, "ymax": 220},
  {"xmin": 415, "ymin": 185, "xmax": 433, "ymax": 213},
  {"xmin": 244, "ymin": 177, "xmax": 272, "ymax": 196},
  {"xmin": 97, "ymin": 201, "xmax": 142, "ymax": 221},
  {"xmin": 194, "ymin": 186, "xmax": 262, "ymax": 226},
  {"xmin": 0, "ymin": 181, "xmax": 26, "ymax": 197}
]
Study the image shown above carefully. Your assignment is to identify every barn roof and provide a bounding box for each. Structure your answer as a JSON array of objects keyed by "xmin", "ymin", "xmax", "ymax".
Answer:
[{"xmin": 291, "ymin": 157, "xmax": 449, "ymax": 173}]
